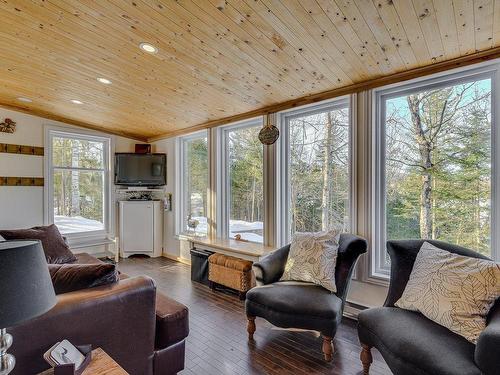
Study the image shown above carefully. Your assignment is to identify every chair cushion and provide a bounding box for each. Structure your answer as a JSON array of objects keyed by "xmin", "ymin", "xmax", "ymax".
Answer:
[
  {"xmin": 358, "ymin": 307, "xmax": 480, "ymax": 375},
  {"xmin": 245, "ymin": 281, "xmax": 343, "ymax": 336},
  {"xmin": 395, "ymin": 242, "xmax": 500, "ymax": 344},
  {"xmin": 0, "ymin": 224, "xmax": 77, "ymax": 264},
  {"xmin": 281, "ymin": 229, "xmax": 340, "ymax": 292},
  {"xmin": 48, "ymin": 263, "xmax": 119, "ymax": 294}
]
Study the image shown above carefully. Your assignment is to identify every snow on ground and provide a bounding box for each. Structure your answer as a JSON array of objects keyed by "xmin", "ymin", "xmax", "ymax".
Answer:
[
  {"xmin": 55, "ymin": 215, "xmax": 264, "ymax": 243},
  {"xmin": 55, "ymin": 215, "xmax": 103, "ymax": 234},
  {"xmin": 191, "ymin": 217, "xmax": 264, "ymax": 243}
]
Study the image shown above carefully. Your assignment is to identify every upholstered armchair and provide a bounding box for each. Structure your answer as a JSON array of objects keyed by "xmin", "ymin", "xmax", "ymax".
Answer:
[
  {"xmin": 245, "ymin": 233, "xmax": 367, "ymax": 361},
  {"xmin": 358, "ymin": 240, "xmax": 500, "ymax": 375}
]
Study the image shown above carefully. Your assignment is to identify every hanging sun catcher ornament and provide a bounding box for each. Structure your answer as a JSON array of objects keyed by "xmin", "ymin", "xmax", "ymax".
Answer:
[{"xmin": 258, "ymin": 115, "xmax": 279, "ymax": 145}]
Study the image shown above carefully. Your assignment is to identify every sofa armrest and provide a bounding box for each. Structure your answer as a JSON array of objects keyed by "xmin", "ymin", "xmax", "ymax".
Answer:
[
  {"xmin": 475, "ymin": 301, "xmax": 500, "ymax": 375},
  {"xmin": 10, "ymin": 276, "xmax": 157, "ymax": 375},
  {"xmin": 252, "ymin": 245, "xmax": 290, "ymax": 286},
  {"xmin": 155, "ymin": 292, "xmax": 189, "ymax": 349}
]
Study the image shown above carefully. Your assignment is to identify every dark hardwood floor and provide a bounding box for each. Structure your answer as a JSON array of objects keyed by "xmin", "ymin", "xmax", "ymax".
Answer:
[{"xmin": 117, "ymin": 256, "xmax": 391, "ymax": 375}]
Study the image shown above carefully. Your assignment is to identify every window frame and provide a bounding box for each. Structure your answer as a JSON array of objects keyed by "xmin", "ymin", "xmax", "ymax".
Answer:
[
  {"xmin": 44, "ymin": 125, "xmax": 113, "ymax": 246},
  {"xmin": 277, "ymin": 96, "xmax": 355, "ymax": 246},
  {"xmin": 217, "ymin": 117, "xmax": 264, "ymax": 243},
  {"xmin": 372, "ymin": 62, "xmax": 500, "ymax": 279},
  {"xmin": 175, "ymin": 130, "xmax": 209, "ymax": 237}
]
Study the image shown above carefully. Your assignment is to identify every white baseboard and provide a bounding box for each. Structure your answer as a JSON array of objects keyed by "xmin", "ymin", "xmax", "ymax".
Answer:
[{"xmin": 162, "ymin": 253, "xmax": 191, "ymax": 265}]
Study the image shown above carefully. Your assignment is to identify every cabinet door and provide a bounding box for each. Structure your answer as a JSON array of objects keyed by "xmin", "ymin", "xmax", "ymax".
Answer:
[{"xmin": 121, "ymin": 203, "xmax": 153, "ymax": 252}]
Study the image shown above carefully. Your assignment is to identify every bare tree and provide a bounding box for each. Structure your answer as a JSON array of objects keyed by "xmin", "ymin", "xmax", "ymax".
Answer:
[
  {"xmin": 321, "ymin": 112, "xmax": 334, "ymax": 230},
  {"xmin": 400, "ymin": 83, "xmax": 482, "ymax": 239}
]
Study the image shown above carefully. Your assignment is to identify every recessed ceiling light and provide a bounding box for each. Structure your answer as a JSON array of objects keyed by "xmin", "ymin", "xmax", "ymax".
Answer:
[
  {"xmin": 71, "ymin": 99, "xmax": 83, "ymax": 105},
  {"xmin": 17, "ymin": 97, "xmax": 32, "ymax": 103},
  {"xmin": 97, "ymin": 77, "xmax": 112, "ymax": 84},
  {"xmin": 139, "ymin": 42, "xmax": 158, "ymax": 54}
]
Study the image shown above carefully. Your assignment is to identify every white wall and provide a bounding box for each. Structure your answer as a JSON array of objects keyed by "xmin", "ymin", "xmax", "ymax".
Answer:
[
  {"xmin": 0, "ymin": 107, "xmax": 137, "ymax": 254},
  {"xmin": 0, "ymin": 110, "xmax": 45, "ymax": 228}
]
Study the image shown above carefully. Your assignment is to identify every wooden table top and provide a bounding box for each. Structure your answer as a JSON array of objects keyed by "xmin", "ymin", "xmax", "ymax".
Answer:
[{"xmin": 37, "ymin": 348, "xmax": 128, "ymax": 375}]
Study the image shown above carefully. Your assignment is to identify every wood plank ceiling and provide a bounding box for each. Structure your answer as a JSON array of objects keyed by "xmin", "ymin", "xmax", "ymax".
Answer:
[{"xmin": 0, "ymin": 0, "xmax": 499, "ymax": 141}]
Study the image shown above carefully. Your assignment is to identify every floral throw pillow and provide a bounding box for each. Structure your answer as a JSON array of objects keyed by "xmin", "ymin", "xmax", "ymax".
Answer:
[
  {"xmin": 395, "ymin": 242, "xmax": 500, "ymax": 343},
  {"xmin": 280, "ymin": 229, "xmax": 340, "ymax": 293}
]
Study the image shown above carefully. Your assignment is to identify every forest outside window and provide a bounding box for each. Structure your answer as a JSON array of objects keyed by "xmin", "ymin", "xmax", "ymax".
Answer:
[
  {"xmin": 373, "ymin": 64, "xmax": 499, "ymax": 277},
  {"xmin": 178, "ymin": 131, "xmax": 209, "ymax": 236},
  {"xmin": 279, "ymin": 97, "xmax": 352, "ymax": 245},
  {"xmin": 220, "ymin": 118, "xmax": 264, "ymax": 243},
  {"xmin": 46, "ymin": 128, "xmax": 111, "ymax": 240}
]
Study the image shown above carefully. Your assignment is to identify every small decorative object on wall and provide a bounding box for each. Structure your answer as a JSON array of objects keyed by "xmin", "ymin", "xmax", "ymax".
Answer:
[
  {"xmin": 0, "ymin": 118, "xmax": 16, "ymax": 133},
  {"xmin": 258, "ymin": 115, "xmax": 279, "ymax": 145},
  {"xmin": 187, "ymin": 214, "xmax": 199, "ymax": 234},
  {"xmin": 135, "ymin": 143, "xmax": 152, "ymax": 153}
]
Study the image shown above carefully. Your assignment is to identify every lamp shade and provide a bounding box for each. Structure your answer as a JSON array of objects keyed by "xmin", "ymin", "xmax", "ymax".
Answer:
[{"xmin": 0, "ymin": 240, "xmax": 56, "ymax": 328}]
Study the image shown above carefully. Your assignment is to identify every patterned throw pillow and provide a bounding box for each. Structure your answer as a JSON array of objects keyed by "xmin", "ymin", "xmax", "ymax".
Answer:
[
  {"xmin": 280, "ymin": 229, "xmax": 340, "ymax": 293},
  {"xmin": 395, "ymin": 242, "xmax": 500, "ymax": 343}
]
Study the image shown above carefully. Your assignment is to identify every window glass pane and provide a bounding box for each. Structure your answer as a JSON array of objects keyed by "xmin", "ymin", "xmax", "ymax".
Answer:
[
  {"xmin": 384, "ymin": 78, "xmax": 492, "ymax": 258},
  {"xmin": 227, "ymin": 125, "xmax": 264, "ymax": 243},
  {"xmin": 288, "ymin": 105, "xmax": 350, "ymax": 236},
  {"xmin": 53, "ymin": 170, "xmax": 104, "ymax": 233},
  {"xmin": 52, "ymin": 136, "xmax": 104, "ymax": 169},
  {"xmin": 183, "ymin": 136, "xmax": 209, "ymax": 235}
]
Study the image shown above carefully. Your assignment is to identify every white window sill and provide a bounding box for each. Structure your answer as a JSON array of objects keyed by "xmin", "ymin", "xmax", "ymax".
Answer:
[{"xmin": 174, "ymin": 233, "xmax": 209, "ymax": 242}]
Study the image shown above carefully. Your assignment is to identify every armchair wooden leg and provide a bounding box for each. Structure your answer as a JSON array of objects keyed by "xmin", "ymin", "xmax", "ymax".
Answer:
[
  {"xmin": 322, "ymin": 336, "xmax": 334, "ymax": 361},
  {"xmin": 247, "ymin": 316, "xmax": 256, "ymax": 340},
  {"xmin": 360, "ymin": 344, "xmax": 373, "ymax": 374}
]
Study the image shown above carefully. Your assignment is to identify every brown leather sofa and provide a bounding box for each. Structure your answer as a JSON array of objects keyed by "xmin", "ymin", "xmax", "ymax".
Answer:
[{"xmin": 9, "ymin": 253, "xmax": 189, "ymax": 375}]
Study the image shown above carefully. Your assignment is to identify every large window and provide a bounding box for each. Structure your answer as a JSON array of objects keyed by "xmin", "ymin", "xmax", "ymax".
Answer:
[
  {"xmin": 280, "ymin": 98, "xmax": 352, "ymax": 244},
  {"xmin": 177, "ymin": 131, "xmax": 209, "ymax": 236},
  {"xmin": 45, "ymin": 128, "xmax": 111, "ymax": 241},
  {"xmin": 374, "ymin": 65, "xmax": 499, "ymax": 276},
  {"xmin": 220, "ymin": 119, "xmax": 264, "ymax": 243}
]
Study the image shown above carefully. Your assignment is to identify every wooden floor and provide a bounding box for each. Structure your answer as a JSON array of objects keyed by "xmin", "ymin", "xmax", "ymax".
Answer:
[{"xmin": 117, "ymin": 256, "xmax": 391, "ymax": 375}]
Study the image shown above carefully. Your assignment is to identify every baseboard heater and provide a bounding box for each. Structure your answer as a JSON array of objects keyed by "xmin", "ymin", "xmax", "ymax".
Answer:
[{"xmin": 343, "ymin": 301, "xmax": 369, "ymax": 320}]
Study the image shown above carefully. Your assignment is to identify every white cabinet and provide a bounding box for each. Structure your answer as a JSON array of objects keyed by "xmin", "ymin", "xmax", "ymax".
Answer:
[{"xmin": 119, "ymin": 200, "xmax": 163, "ymax": 257}]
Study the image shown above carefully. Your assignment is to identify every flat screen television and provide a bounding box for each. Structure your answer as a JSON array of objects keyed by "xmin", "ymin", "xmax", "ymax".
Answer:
[{"xmin": 115, "ymin": 153, "xmax": 166, "ymax": 186}]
